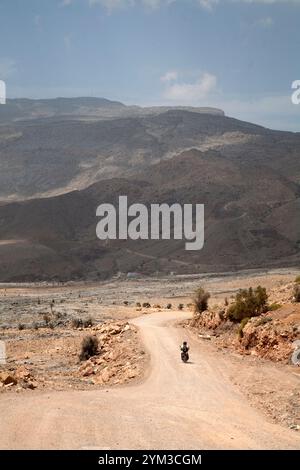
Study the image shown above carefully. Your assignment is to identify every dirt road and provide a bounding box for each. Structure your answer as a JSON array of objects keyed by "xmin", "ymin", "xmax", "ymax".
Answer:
[{"xmin": 0, "ymin": 310, "xmax": 300, "ymax": 449}]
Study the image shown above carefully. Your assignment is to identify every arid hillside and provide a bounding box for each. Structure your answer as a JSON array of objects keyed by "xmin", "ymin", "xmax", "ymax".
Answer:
[{"xmin": 0, "ymin": 101, "xmax": 299, "ymax": 280}]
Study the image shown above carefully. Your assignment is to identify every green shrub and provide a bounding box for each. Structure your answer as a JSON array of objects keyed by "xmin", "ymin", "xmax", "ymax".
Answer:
[
  {"xmin": 18, "ymin": 323, "xmax": 24, "ymax": 331},
  {"xmin": 238, "ymin": 317, "xmax": 250, "ymax": 338},
  {"xmin": 178, "ymin": 304, "xmax": 184, "ymax": 310},
  {"xmin": 294, "ymin": 284, "xmax": 300, "ymax": 302},
  {"xmin": 194, "ymin": 287, "xmax": 210, "ymax": 313},
  {"xmin": 166, "ymin": 303, "xmax": 172, "ymax": 310},
  {"xmin": 267, "ymin": 302, "xmax": 281, "ymax": 311},
  {"xmin": 79, "ymin": 335, "xmax": 99, "ymax": 361},
  {"xmin": 227, "ymin": 286, "xmax": 268, "ymax": 322},
  {"xmin": 295, "ymin": 275, "xmax": 300, "ymax": 284},
  {"xmin": 256, "ymin": 316, "xmax": 272, "ymax": 327}
]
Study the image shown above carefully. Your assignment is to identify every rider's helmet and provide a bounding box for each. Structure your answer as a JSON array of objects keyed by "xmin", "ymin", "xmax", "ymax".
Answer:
[{"xmin": 183, "ymin": 341, "xmax": 187, "ymax": 346}]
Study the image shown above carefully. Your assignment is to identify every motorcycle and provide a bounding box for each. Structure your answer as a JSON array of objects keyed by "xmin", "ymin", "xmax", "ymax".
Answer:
[{"xmin": 181, "ymin": 349, "xmax": 189, "ymax": 363}]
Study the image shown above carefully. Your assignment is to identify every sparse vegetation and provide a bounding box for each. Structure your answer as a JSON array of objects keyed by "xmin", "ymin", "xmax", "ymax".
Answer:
[
  {"xmin": 256, "ymin": 316, "xmax": 272, "ymax": 327},
  {"xmin": 43, "ymin": 314, "xmax": 51, "ymax": 325},
  {"xmin": 224, "ymin": 297, "xmax": 229, "ymax": 306},
  {"xmin": 194, "ymin": 287, "xmax": 210, "ymax": 314},
  {"xmin": 71, "ymin": 318, "xmax": 83, "ymax": 329},
  {"xmin": 83, "ymin": 317, "xmax": 93, "ymax": 328},
  {"xmin": 178, "ymin": 304, "xmax": 184, "ymax": 310},
  {"xmin": 142, "ymin": 302, "xmax": 151, "ymax": 308},
  {"xmin": 79, "ymin": 335, "xmax": 99, "ymax": 361},
  {"xmin": 218, "ymin": 309, "xmax": 225, "ymax": 321},
  {"xmin": 238, "ymin": 317, "xmax": 250, "ymax": 338},
  {"xmin": 166, "ymin": 303, "xmax": 172, "ymax": 309},
  {"xmin": 18, "ymin": 323, "xmax": 24, "ymax": 331},
  {"xmin": 295, "ymin": 275, "xmax": 300, "ymax": 284},
  {"xmin": 136, "ymin": 302, "xmax": 141, "ymax": 307},
  {"xmin": 33, "ymin": 322, "xmax": 39, "ymax": 330},
  {"xmin": 293, "ymin": 284, "xmax": 300, "ymax": 302},
  {"xmin": 227, "ymin": 286, "xmax": 268, "ymax": 322},
  {"xmin": 268, "ymin": 303, "xmax": 281, "ymax": 311}
]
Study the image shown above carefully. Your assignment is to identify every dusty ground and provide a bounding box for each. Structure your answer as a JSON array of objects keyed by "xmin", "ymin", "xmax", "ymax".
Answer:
[
  {"xmin": 0, "ymin": 320, "xmax": 148, "ymax": 392},
  {"xmin": 0, "ymin": 267, "xmax": 300, "ymax": 449},
  {"xmin": 0, "ymin": 310, "xmax": 300, "ymax": 450}
]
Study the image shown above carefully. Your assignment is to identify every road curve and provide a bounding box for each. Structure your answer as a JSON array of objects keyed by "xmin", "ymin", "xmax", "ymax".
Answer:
[{"xmin": 0, "ymin": 310, "xmax": 300, "ymax": 450}]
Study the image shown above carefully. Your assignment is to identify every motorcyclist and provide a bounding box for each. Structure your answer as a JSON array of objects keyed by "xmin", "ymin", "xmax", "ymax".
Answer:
[{"xmin": 180, "ymin": 341, "xmax": 189, "ymax": 353}]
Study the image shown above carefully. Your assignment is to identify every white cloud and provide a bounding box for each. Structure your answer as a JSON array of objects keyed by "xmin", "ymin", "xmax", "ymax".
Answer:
[
  {"xmin": 197, "ymin": 0, "xmax": 219, "ymax": 11},
  {"xmin": 88, "ymin": 0, "xmax": 134, "ymax": 11},
  {"xmin": 88, "ymin": 0, "xmax": 217, "ymax": 11},
  {"xmin": 87, "ymin": 0, "xmax": 300, "ymax": 12},
  {"xmin": 163, "ymin": 72, "xmax": 217, "ymax": 102},
  {"xmin": 160, "ymin": 70, "xmax": 178, "ymax": 82},
  {"xmin": 234, "ymin": 0, "xmax": 300, "ymax": 3},
  {"xmin": 0, "ymin": 58, "xmax": 17, "ymax": 79},
  {"xmin": 255, "ymin": 16, "xmax": 274, "ymax": 27}
]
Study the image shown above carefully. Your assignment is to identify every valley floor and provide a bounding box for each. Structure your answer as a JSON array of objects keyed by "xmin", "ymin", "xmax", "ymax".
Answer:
[{"xmin": 0, "ymin": 268, "xmax": 300, "ymax": 449}]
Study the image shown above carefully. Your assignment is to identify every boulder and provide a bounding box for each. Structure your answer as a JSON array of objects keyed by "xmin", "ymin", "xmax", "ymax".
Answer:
[{"xmin": 0, "ymin": 372, "xmax": 17, "ymax": 386}]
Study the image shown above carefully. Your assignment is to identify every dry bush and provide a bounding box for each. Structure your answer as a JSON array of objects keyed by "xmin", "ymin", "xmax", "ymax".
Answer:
[
  {"xmin": 194, "ymin": 287, "xmax": 210, "ymax": 314},
  {"xmin": 71, "ymin": 318, "xmax": 83, "ymax": 329},
  {"xmin": 79, "ymin": 335, "xmax": 99, "ymax": 361},
  {"xmin": 294, "ymin": 284, "xmax": 300, "ymax": 302},
  {"xmin": 83, "ymin": 317, "xmax": 93, "ymax": 328}
]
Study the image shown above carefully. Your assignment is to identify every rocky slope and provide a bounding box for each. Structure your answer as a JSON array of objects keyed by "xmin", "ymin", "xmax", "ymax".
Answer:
[{"xmin": 0, "ymin": 100, "xmax": 299, "ymax": 280}]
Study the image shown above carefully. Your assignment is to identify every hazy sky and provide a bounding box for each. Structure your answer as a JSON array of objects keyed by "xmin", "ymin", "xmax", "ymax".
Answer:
[{"xmin": 0, "ymin": 0, "xmax": 299, "ymax": 130}]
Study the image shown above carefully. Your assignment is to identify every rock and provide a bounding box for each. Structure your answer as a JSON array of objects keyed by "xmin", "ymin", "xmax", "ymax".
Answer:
[
  {"xmin": 0, "ymin": 372, "xmax": 17, "ymax": 386},
  {"xmin": 26, "ymin": 380, "xmax": 38, "ymax": 390},
  {"xmin": 100, "ymin": 368, "xmax": 112, "ymax": 383},
  {"xmin": 125, "ymin": 369, "xmax": 137, "ymax": 379},
  {"xmin": 82, "ymin": 366, "xmax": 95, "ymax": 377},
  {"xmin": 107, "ymin": 350, "xmax": 120, "ymax": 361},
  {"xmin": 15, "ymin": 366, "xmax": 31, "ymax": 381},
  {"xmin": 5, "ymin": 382, "xmax": 15, "ymax": 388},
  {"xmin": 199, "ymin": 334, "xmax": 212, "ymax": 340}
]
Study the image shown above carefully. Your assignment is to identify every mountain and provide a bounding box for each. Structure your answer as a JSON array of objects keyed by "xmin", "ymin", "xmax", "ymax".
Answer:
[
  {"xmin": 0, "ymin": 99, "xmax": 299, "ymax": 281},
  {"xmin": 0, "ymin": 97, "xmax": 224, "ymax": 124},
  {"xmin": 0, "ymin": 107, "xmax": 280, "ymax": 202},
  {"xmin": 0, "ymin": 145, "xmax": 299, "ymax": 281}
]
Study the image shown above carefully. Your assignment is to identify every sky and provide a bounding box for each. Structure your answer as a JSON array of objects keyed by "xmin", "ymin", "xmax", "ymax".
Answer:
[{"xmin": 0, "ymin": 0, "xmax": 299, "ymax": 130}]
